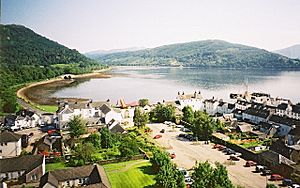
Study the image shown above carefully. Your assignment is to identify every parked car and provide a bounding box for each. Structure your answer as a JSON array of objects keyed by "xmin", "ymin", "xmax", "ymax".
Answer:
[
  {"xmin": 245, "ymin": 160, "xmax": 257, "ymax": 167},
  {"xmin": 226, "ymin": 149, "xmax": 236, "ymax": 155},
  {"xmin": 28, "ymin": 132, "xmax": 34, "ymax": 137},
  {"xmin": 164, "ymin": 121, "xmax": 171, "ymax": 125},
  {"xmin": 270, "ymin": 174, "xmax": 284, "ymax": 181},
  {"xmin": 176, "ymin": 125, "xmax": 184, "ymax": 128},
  {"xmin": 229, "ymin": 155, "xmax": 240, "ymax": 161},
  {"xmin": 170, "ymin": 153, "xmax": 176, "ymax": 159},
  {"xmin": 180, "ymin": 127, "xmax": 191, "ymax": 132},
  {"xmin": 218, "ymin": 145, "xmax": 226, "ymax": 151},
  {"xmin": 178, "ymin": 168, "xmax": 189, "ymax": 178},
  {"xmin": 282, "ymin": 179, "xmax": 293, "ymax": 186},
  {"xmin": 213, "ymin": 144, "xmax": 222, "ymax": 149},
  {"xmin": 153, "ymin": 135, "xmax": 162, "ymax": 139},
  {"xmin": 178, "ymin": 133, "xmax": 186, "ymax": 138},
  {"xmin": 289, "ymin": 184, "xmax": 300, "ymax": 188},
  {"xmin": 262, "ymin": 169, "xmax": 272, "ymax": 176},
  {"xmin": 160, "ymin": 129, "xmax": 165, "ymax": 133},
  {"xmin": 256, "ymin": 165, "xmax": 266, "ymax": 172}
]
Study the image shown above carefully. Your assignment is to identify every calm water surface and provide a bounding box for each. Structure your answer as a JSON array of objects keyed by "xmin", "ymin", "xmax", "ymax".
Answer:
[{"xmin": 52, "ymin": 67, "xmax": 300, "ymax": 104}]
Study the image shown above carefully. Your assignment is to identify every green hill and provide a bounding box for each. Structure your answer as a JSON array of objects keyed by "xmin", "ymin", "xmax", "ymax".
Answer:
[
  {"xmin": 93, "ymin": 40, "xmax": 300, "ymax": 68},
  {"xmin": 0, "ymin": 24, "xmax": 104, "ymax": 113}
]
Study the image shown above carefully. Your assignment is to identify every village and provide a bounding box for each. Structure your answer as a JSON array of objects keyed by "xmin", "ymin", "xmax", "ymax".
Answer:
[{"xmin": 1, "ymin": 91, "xmax": 300, "ymax": 188}]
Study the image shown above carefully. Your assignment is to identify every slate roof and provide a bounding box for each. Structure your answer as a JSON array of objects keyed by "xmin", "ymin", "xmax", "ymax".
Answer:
[
  {"xmin": 236, "ymin": 123, "xmax": 252, "ymax": 132},
  {"xmin": 243, "ymin": 107, "xmax": 270, "ymax": 118},
  {"xmin": 260, "ymin": 150, "xmax": 295, "ymax": 165},
  {"xmin": 100, "ymin": 104, "xmax": 112, "ymax": 115},
  {"xmin": 228, "ymin": 103, "xmax": 235, "ymax": 110},
  {"xmin": 0, "ymin": 155, "xmax": 44, "ymax": 173},
  {"xmin": 0, "ymin": 131, "xmax": 22, "ymax": 143},
  {"xmin": 277, "ymin": 103, "xmax": 288, "ymax": 110},
  {"xmin": 39, "ymin": 164, "xmax": 111, "ymax": 188},
  {"xmin": 251, "ymin": 92, "xmax": 270, "ymax": 97},
  {"xmin": 16, "ymin": 109, "xmax": 35, "ymax": 117},
  {"xmin": 289, "ymin": 127, "xmax": 300, "ymax": 136},
  {"xmin": 269, "ymin": 115, "xmax": 300, "ymax": 127},
  {"xmin": 292, "ymin": 105, "xmax": 300, "ymax": 114}
]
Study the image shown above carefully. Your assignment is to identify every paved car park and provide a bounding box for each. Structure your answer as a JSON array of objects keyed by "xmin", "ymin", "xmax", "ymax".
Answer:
[{"xmin": 148, "ymin": 123, "xmax": 281, "ymax": 188}]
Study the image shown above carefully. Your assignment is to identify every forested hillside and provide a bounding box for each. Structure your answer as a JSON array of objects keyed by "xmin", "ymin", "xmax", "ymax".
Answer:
[
  {"xmin": 0, "ymin": 24, "xmax": 104, "ymax": 113},
  {"xmin": 92, "ymin": 40, "xmax": 300, "ymax": 68}
]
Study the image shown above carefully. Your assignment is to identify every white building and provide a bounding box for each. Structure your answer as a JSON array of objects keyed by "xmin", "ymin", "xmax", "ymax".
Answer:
[
  {"xmin": 176, "ymin": 92, "xmax": 204, "ymax": 111},
  {"xmin": 204, "ymin": 98, "xmax": 219, "ymax": 115},
  {"xmin": 0, "ymin": 131, "xmax": 22, "ymax": 158}
]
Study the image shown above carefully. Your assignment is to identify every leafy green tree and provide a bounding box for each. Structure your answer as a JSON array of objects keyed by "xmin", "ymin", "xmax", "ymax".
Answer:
[
  {"xmin": 150, "ymin": 149, "xmax": 171, "ymax": 173},
  {"xmin": 72, "ymin": 142, "xmax": 95, "ymax": 164},
  {"xmin": 133, "ymin": 107, "xmax": 149, "ymax": 128},
  {"xmin": 266, "ymin": 184, "xmax": 277, "ymax": 188},
  {"xmin": 100, "ymin": 127, "xmax": 114, "ymax": 149},
  {"xmin": 119, "ymin": 136, "xmax": 139, "ymax": 158},
  {"xmin": 150, "ymin": 104, "xmax": 175, "ymax": 123},
  {"xmin": 138, "ymin": 98, "xmax": 149, "ymax": 107},
  {"xmin": 155, "ymin": 162, "xmax": 185, "ymax": 188},
  {"xmin": 67, "ymin": 116, "xmax": 87, "ymax": 138},
  {"xmin": 85, "ymin": 133, "xmax": 101, "ymax": 149},
  {"xmin": 191, "ymin": 111, "xmax": 215, "ymax": 141},
  {"xmin": 182, "ymin": 106, "xmax": 194, "ymax": 125},
  {"xmin": 192, "ymin": 161, "xmax": 233, "ymax": 188}
]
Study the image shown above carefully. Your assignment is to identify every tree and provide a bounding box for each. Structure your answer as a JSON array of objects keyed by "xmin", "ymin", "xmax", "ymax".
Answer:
[
  {"xmin": 182, "ymin": 106, "xmax": 194, "ymax": 125},
  {"xmin": 138, "ymin": 98, "xmax": 149, "ymax": 107},
  {"xmin": 266, "ymin": 184, "xmax": 277, "ymax": 188},
  {"xmin": 150, "ymin": 104, "xmax": 176, "ymax": 123},
  {"xmin": 72, "ymin": 142, "xmax": 95, "ymax": 165},
  {"xmin": 67, "ymin": 116, "xmax": 87, "ymax": 138},
  {"xmin": 100, "ymin": 127, "xmax": 114, "ymax": 149},
  {"xmin": 85, "ymin": 133, "xmax": 101, "ymax": 149},
  {"xmin": 133, "ymin": 107, "xmax": 149, "ymax": 128},
  {"xmin": 192, "ymin": 161, "xmax": 233, "ymax": 188},
  {"xmin": 191, "ymin": 111, "xmax": 215, "ymax": 142},
  {"xmin": 155, "ymin": 162, "xmax": 185, "ymax": 188},
  {"xmin": 150, "ymin": 149, "xmax": 171, "ymax": 173},
  {"xmin": 119, "ymin": 136, "xmax": 139, "ymax": 158}
]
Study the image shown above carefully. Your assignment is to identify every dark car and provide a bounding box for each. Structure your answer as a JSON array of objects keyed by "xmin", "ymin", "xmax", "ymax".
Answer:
[
  {"xmin": 229, "ymin": 155, "xmax": 240, "ymax": 161},
  {"xmin": 178, "ymin": 133, "xmax": 186, "ymax": 138},
  {"xmin": 282, "ymin": 178, "xmax": 293, "ymax": 186},
  {"xmin": 262, "ymin": 169, "xmax": 272, "ymax": 176},
  {"xmin": 160, "ymin": 129, "xmax": 165, "ymax": 133},
  {"xmin": 227, "ymin": 149, "xmax": 236, "ymax": 155}
]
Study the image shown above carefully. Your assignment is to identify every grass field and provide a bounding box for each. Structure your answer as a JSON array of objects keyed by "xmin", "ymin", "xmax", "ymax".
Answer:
[
  {"xmin": 104, "ymin": 160, "xmax": 156, "ymax": 188},
  {"xmin": 36, "ymin": 104, "xmax": 58, "ymax": 113},
  {"xmin": 46, "ymin": 162, "xmax": 69, "ymax": 172}
]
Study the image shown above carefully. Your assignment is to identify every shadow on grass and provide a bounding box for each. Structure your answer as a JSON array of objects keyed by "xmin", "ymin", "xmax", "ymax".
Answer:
[
  {"xmin": 138, "ymin": 165, "xmax": 156, "ymax": 175},
  {"xmin": 138, "ymin": 165, "xmax": 158, "ymax": 188}
]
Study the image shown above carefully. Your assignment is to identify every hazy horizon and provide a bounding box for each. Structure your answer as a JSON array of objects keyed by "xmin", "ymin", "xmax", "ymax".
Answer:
[{"xmin": 2, "ymin": 0, "xmax": 300, "ymax": 53}]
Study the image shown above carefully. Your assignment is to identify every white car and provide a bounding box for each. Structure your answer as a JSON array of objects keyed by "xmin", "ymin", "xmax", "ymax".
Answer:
[
  {"xmin": 178, "ymin": 167, "xmax": 189, "ymax": 178},
  {"xmin": 176, "ymin": 125, "xmax": 184, "ymax": 128},
  {"xmin": 289, "ymin": 184, "xmax": 300, "ymax": 188}
]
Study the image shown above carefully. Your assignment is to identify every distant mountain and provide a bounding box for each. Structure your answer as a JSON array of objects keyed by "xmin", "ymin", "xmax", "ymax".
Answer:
[
  {"xmin": 274, "ymin": 44, "xmax": 300, "ymax": 59},
  {"xmin": 85, "ymin": 47, "xmax": 146, "ymax": 58},
  {"xmin": 92, "ymin": 40, "xmax": 300, "ymax": 68},
  {"xmin": 0, "ymin": 24, "xmax": 103, "ymax": 113}
]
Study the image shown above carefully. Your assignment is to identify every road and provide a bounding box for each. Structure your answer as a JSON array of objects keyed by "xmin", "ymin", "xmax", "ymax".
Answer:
[
  {"xmin": 148, "ymin": 123, "xmax": 280, "ymax": 188},
  {"xmin": 17, "ymin": 98, "xmax": 46, "ymax": 115}
]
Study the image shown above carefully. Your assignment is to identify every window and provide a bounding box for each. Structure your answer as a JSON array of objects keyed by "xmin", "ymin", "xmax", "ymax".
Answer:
[
  {"xmin": 0, "ymin": 143, "xmax": 3, "ymax": 146},
  {"xmin": 0, "ymin": 150, "xmax": 2, "ymax": 153},
  {"xmin": 4, "ymin": 142, "xmax": 7, "ymax": 146}
]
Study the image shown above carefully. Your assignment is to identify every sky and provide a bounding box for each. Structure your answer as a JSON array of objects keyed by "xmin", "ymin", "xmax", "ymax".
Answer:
[{"xmin": 2, "ymin": 0, "xmax": 300, "ymax": 53}]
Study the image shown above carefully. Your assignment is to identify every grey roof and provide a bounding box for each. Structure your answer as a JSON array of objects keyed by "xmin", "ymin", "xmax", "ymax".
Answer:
[
  {"xmin": 292, "ymin": 105, "xmax": 300, "ymax": 114},
  {"xmin": 0, "ymin": 155, "xmax": 44, "ymax": 173},
  {"xmin": 237, "ymin": 124, "xmax": 252, "ymax": 132},
  {"xmin": 39, "ymin": 164, "xmax": 111, "ymax": 188},
  {"xmin": 0, "ymin": 131, "xmax": 22, "ymax": 143},
  {"xmin": 277, "ymin": 103, "xmax": 288, "ymax": 110},
  {"xmin": 100, "ymin": 104, "xmax": 112, "ymax": 115},
  {"xmin": 243, "ymin": 107, "xmax": 270, "ymax": 118},
  {"xmin": 260, "ymin": 150, "xmax": 295, "ymax": 165},
  {"xmin": 228, "ymin": 103, "xmax": 235, "ymax": 110},
  {"xmin": 109, "ymin": 123, "xmax": 126, "ymax": 134},
  {"xmin": 269, "ymin": 115, "xmax": 300, "ymax": 127}
]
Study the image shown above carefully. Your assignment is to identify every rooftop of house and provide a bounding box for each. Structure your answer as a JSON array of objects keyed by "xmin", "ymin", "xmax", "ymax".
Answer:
[
  {"xmin": 289, "ymin": 126, "xmax": 300, "ymax": 136},
  {"xmin": 16, "ymin": 109, "xmax": 36, "ymax": 118},
  {"xmin": 57, "ymin": 101, "xmax": 110, "ymax": 113},
  {"xmin": 236, "ymin": 123, "xmax": 253, "ymax": 132},
  {"xmin": 243, "ymin": 107, "xmax": 270, "ymax": 119},
  {"xmin": 269, "ymin": 115, "xmax": 300, "ymax": 127},
  {"xmin": 177, "ymin": 92, "xmax": 203, "ymax": 100},
  {"xmin": 251, "ymin": 92, "xmax": 270, "ymax": 98},
  {"xmin": 0, "ymin": 130, "xmax": 22, "ymax": 143},
  {"xmin": 292, "ymin": 105, "xmax": 300, "ymax": 114},
  {"xmin": 0, "ymin": 155, "xmax": 44, "ymax": 173},
  {"xmin": 100, "ymin": 104, "xmax": 112, "ymax": 115},
  {"xmin": 236, "ymin": 100, "xmax": 251, "ymax": 106},
  {"xmin": 39, "ymin": 164, "xmax": 111, "ymax": 188},
  {"xmin": 277, "ymin": 103, "xmax": 288, "ymax": 110}
]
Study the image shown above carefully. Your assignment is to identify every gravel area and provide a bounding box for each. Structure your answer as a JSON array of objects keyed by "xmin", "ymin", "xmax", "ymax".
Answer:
[{"xmin": 148, "ymin": 123, "xmax": 281, "ymax": 188}]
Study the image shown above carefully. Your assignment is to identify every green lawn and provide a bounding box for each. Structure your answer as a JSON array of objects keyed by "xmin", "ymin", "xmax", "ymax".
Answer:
[
  {"xmin": 36, "ymin": 104, "xmax": 58, "ymax": 113},
  {"xmin": 104, "ymin": 160, "xmax": 156, "ymax": 188},
  {"xmin": 46, "ymin": 162, "xmax": 69, "ymax": 172}
]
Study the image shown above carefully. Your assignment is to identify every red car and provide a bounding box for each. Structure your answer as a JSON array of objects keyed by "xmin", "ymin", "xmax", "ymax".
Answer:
[
  {"xmin": 212, "ymin": 144, "xmax": 221, "ymax": 149},
  {"xmin": 153, "ymin": 135, "xmax": 162, "ymax": 139},
  {"xmin": 170, "ymin": 153, "xmax": 176, "ymax": 159},
  {"xmin": 270, "ymin": 174, "xmax": 284, "ymax": 181},
  {"xmin": 218, "ymin": 145, "xmax": 226, "ymax": 151},
  {"xmin": 245, "ymin": 160, "xmax": 257, "ymax": 167}
]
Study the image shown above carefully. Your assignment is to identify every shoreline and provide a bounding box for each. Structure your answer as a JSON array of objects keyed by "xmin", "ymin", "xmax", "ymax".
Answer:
[{"xmin": 16, "ymin": 68, "xmax": 112, "ymax": 107}]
